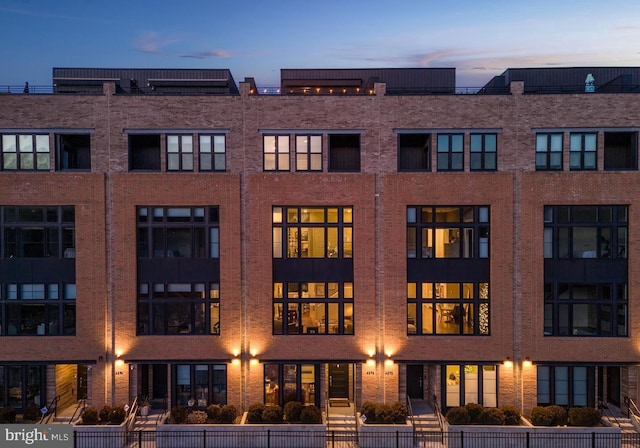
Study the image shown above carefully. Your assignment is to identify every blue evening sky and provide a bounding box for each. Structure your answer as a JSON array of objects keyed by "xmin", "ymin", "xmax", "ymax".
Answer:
[{"xmin": 1, "ymin": 0, "xmax": 639, "ymax": 88}]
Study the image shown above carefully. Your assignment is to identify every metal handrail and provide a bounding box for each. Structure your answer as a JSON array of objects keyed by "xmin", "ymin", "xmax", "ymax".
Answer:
[
  {"xmin": 155, "ymin": 396, "xmax": 168, "ymax": 426},
  {"xmin": 629, "ymin": 398, "xmax": 640, "ymax": 419},
  {"xmin": 405, "ymin": 395, "xmax": 415, "ymax": 428},
  {"xmin": 432, "ymin": 393, "xmax": 445, "ymax": 432},
  {"xmin": 69, "ymin": 398, "xmax": 86, "ymax": 424},
  {"xmin": 597, "ymin": 398, "xmax": 620, "ymax": 427},
  {"xmin": 124, "ymin": 396, "xmax": 139, "ymax": 433},
  {"xmin": 38, "ymin": 394, "xmax": 62, "ymax": 424}
]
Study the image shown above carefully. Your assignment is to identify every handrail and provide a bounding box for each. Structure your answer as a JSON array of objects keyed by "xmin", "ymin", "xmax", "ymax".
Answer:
[
  {"xmin": 124, "ymin": 396, "xmax": 139, "ymax": 433},
  {"xmin": 432, "ymin": 393, "xmax": 445, "ymax": 432},
  {"xmin": 38, "ymin": 394, "xmax": 62, "ymax": 424},
  {"xmin": 405, "ymin": 395, "xmax": 415, "ymax": 428},
  {"xmin": 69, "ymin": 398, "xmax": 86, "ymax": 424},
  {"xmin": 155, "ymin": 396, "xmax": 168, "ymax": 426},
  {"xmin": 325, "ymin": 391, "xmax": 330, "ymax": 431},
  {"xmin": 628, "ymin": 397, "xmax": 640, "ymax": 419},
  {"xmin": 597, "ymin": 398, "xmax": 620, "ymax": 427}
]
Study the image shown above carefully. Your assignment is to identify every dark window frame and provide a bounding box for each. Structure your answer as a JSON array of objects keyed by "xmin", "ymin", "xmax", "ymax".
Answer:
[
  {"xmin": 172, "ymin": 364, "xmax": 227, "ymax": 407},
  {"xmin": 129, "ymin": 134, "xmax": 161, "ymax": 171},
  {"xmin": 398, "ymin": 133, "xmax": 431, "ymax": 172},
  {"xmin": 199, "ymin": 134, "xmax": 226, "ymax": 172},
  {"xmin": 263, "ymin": 135, "xmax": 290, "ymax": 171},
  {"xmin": 1, "ymin": 134, "xmax": 50, "ymax": 171},
  {"xmin": 55, "ymin": 134, "xmax": 91, "ymax": 171},
  {"xmin": 470, "ymin": 134, "xmax": 497, "ymax": 171},
  {"xmin": 536, "ymin": 365, "xmax": 595, "ymax": 407},
  {"xmin": 569, "ymin": 132, "xmax": 597, "ymax": 171},
  {"xmin": 295, "ymin": 135, "xmax": 323, "ymax": 172},
  {"xmin": 328, "ymin": 134, "xmax": 361, "ymax": 172},
  {"xmin": 536, "ymin": 132, "xmax": 563, "ymax": 171},
  {"xmin": 436, "ymin": 134, "xmax": 464, "ymax": 171},
  {"xmin": 166, "ymin": 134, "xmax": 194, "ymax": 172},
  {"xmin": 604, "ymin": 131, "xmax": 638, "ymax": 171}
]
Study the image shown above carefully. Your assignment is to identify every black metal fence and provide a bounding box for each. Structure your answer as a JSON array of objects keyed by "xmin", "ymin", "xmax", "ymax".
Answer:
[{"xmin": 72, "ymin": 429, "xmax": 640, "ymax": 448}]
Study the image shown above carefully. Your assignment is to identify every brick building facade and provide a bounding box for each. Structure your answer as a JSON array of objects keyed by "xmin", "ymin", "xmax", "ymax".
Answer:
[{"xmin": 0, "ymin": 66, "xmax": 639, "ymax": 417}]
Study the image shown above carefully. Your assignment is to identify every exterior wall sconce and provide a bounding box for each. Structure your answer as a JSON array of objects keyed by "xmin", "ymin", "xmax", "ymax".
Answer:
[
  {"xmin": 384, "ymin": 358, "xmax": 394, "ymax": 367},
  {"xmin": 115, "ymin": 355, "xmax": 124, "ymax": 367},
  {"xmin": 503, "ymin": 357, "xmax": 513, "ymax": 368},
  {"xmin": 523, "ymin": 357, "xmax": 532, "ymax": 368},
  {"xmin": 249, "ymin": 350, "xmax": 258, "ymax": 365}
]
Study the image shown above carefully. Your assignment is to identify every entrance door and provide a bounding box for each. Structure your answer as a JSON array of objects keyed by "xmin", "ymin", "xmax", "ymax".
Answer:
[
  {"xmin": 607, "ymin": 367, "xmax": 621, "ymax": 406},
  {"xmin": 152, "ymin": 364, "xmax": 168, "ymax": 405},
  {"xmin": 76, "ymin": 365, "xmax": 88, "ymax": 399},
  {"xmin": 328, "ymin": 363, "xmax": 349, "ymax": 399},
  {"xmin": 407, "ymin": 365, "xmax": 424, "ymax": 399}
]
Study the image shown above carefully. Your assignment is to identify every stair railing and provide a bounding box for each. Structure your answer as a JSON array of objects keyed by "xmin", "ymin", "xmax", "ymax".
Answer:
[
  {"xmin": 38, "ymin": 394, "xmax": 62, "ymax": 424},
  {"xmin": 68, "ymin": 398, "xmax": 86, "ymax": 424}
]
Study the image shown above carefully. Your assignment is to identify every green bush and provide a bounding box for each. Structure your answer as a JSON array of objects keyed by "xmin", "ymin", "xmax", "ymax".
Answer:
[
  {"xmin": 170, "ymin": 406, "xmax": 189, "ymax": 424},
  {"xmin": 530, "ymin": 406, "xmax": 567, "ymax": 426},
  {"xmin": 247, "ymin": 403, "xmax": 265, "ymax": 423},
  {"xmin": 465, "ymin": 403, "xmax": 483, "ymax": 424},
  {"xmin": 500, "ymin": 405, "xmax": 521, "ymax": 426},
  {"xmin": 219, "ymin": 404, "xmax": 238, "ymax": 424},
  {"xmin": 480, "ymin": 407, "xmax": 505, "ymax": 425},
  {"xmin": 108, "ymin": 406, "xmax": 126, "ymax": 425},
  {"xmin": 0, "ymin": 407, "xmax": 17, "ymax": 423},
  {"xmin": 300, "ymin": 405, "xmax": 323, "ymax": 424},
  {"xmin": 22, "ymin": 404, "xmax": 41, "ymax": 421},
  {"xmin": 446, "ymin": 407, "xmax": 471, "ymax": 425},
  {"xmin": 568, "ymin": 407, "xmax": 601, "ymax": 427},
  {"xmin": 206, "ymin": 404, "xmax": 221, "ymax": 421},
  {"xmin": 262, "ymin": 405, "xmax": 283, "ymax": 423},
  {"xmin": 284, "ymin": 401, "xmax": 304, "ymax": 422},
  {"xmin": 186, "ymin": 410, "xmax": 208, "ymax": 424},
  {"xmin": 99, "ymin": 405, "xmax": 112, "ymax": 422},
  {"xmin": 389, "ymin": 402, "xmax": 408, "ymax": 424},
  {"xmin": 81, "ymin": 407, "xmax": 99, "ymax": 425},
  {"xmin": 360, "ymin": 401, "xmax": 377, "ymax": 423}
]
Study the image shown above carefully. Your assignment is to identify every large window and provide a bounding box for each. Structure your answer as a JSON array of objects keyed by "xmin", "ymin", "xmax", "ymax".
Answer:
[
  {"xmin": 398, "ymin": 134, "xmax": 430, "ymax": 171},
  {"xmin": 264, "ymin": 364, "xmax": 318, "ymax": 406},
  {"xmin": 444, "ymin": 364, "xmax": 497, "ymax": 409},
  {"xmin": 264, "ymin": 135, "xmax": 290, "ymax": 171},
  {"xmin": 543, "ymin": 205, "xmax": 627, "ymax": 259},
  {"xmin": 408, "ymin": 282, "xmax": 489, "ymax": 335},
  {"xmin": 437, "ymin": 134, "xmax": 463, "ymax": 171},
  {"xmin": 174, "ymin": 364, "xmax": 226, "ymax": 407},
  {"xmin": 569, "ymin": 133, "xmax": 597, "ymax": 170},
  {"xmin": 407, "ymin": 206, "xmax": 489, "ymax": 259},
  {"xmin": 537, "ymin": 366, "xmax": 594, "ymax": 407},
  {"xmin": 273, "ymin": 282, "xmax": 353, "ymax": 335},
  {"xmin": 0, "ymin": 283, "xmax": 76, "ymax": 336},
  {"xmin": 536, "ymin": 133, "xmax": 563, "ymax": 170},
  {"xmin": 0, "ymin": 365, "xmax": 45, "ymax": 411},
  {"xmin": 56, "ymin": 134, "xmax": 91, "ymax": 171},
  {"xmin": 544, "ymin": 282, "xmax": 627, "ymax": 337},
  {"xmin": 273, "ymin": 207, "xmax": 352, "ymax": 259},
  {"xmin": 167, "ymin": 135, "xmax": 194, "ymax": 171},
  {"xmin": 137, "ymin": 206, "xmax": 219, "ymax": 259},
  {"xmin": 1, "ymin": 206, "xmax": 75, "ymax": 259},
  {"xmin": 1, "ymin": 134, "xmax": 50, "ymax": 171},
  {"xmin": 137, "ymin": 282, "xmax": 219, "ymax": 335},
  {"xmin": 199, "ymin": 135, "xmax": 226, "ymax": 171},
  {"xmin": 296, "ymin": 135, "xmax": 322, "ymax": 171},
  {"xmin": 470, "ymin": 134, "xmax": 497, "ymax": 171},
  {"xmin": 328, "ymin": 134, "xmax": 360, "ymax": 172}
]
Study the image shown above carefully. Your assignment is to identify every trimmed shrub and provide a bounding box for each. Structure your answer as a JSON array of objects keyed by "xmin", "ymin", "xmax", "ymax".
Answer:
[
  {"xmin": 219, "ymin": 405, "xmax": 238, "ymax": 424},
  {"xmin": 465, "ymin": 403, "xmax": 483, "ymax": 424},
  {"xmin": 300, "ymin": 405, "xmax": 323, "ymax": 424},
  {"xmin": 246, "ymin": 403, "xmax": 265, "ymax": 423},
  {"xmin": 108, "ymin": 406, "xmax": 126, "ymax": 425},
  {"xmin": 500, "ymin": 405, "xmax": 521, "ymax": 426},
  {"xmin": 81, "ymin": 407, "xmax": 99, "ymax": 425},
  {"xmin": 99, "ymin": 405, "xmax": 112, "ymax": 422},
  {"xmin": 23, "ymin": 404, "xmax": 41, "ymax": 421},
  {"xmin": 446, "ymin": 406, "xmax": 470, "ymax": 425},
  {"xmin": 530, "ymin": 405, "xmax": 567, "ymax": 426},
  {"xmin": 284, "ymin": 401, "xmax": 304, "ymax": 423},
  {"xmin": 170, "ymin": 406, "xmax": 189, "ymax": 424},
  {"xmin": 206, "ymin": 404, "xmax": 221, "ymax": 421},
  {"xmin": 262, "ymin": 405, "xmax": 284, "ymax": 423},
  {"xmin": 568, "ymin": 407, "xmax": 601, "ymax": 427},
  {"xmin": 0, "ymin": 407, "xmax": 17, "ymax": 423},
  {"xmin": 389, "ymin": 402, "xmax": 408, "ymax": 424},
  {"xmin": 480, "ymin": 407, "xmax": 506, "ymax": 425},
  {"xmin": 360, "ymin": 401, "xmax": 377, "ymax": 423},
  {"xmin": 186, "ymin": 410, "xmax": 208, "ymax": 424},
  {"xmin": 547, "ymin": 405, "xmax": 568, "ymax": 426}
]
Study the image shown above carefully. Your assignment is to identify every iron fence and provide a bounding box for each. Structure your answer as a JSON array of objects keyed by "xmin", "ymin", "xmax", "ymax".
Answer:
[{"xmin": 71, "ymin": 429, "xmax": 640, "ymax": 448}]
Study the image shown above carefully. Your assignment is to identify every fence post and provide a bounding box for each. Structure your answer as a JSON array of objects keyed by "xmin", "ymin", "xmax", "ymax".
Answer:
[
  {"xmin": 460, "ymin": 430, "xmax": 464, "ymax": 448},
  {"xmin": 203, "ymin": 429, "xmax": 206, "ymax": 448},
  {"xmin": 396, "ymin": 430, "xmax": 399, "ymax": 448},
  {"xmin": 591, "ymin": 431, "xmax": 595, "ymax": 448},
  {"xmin": 138, "ymin": 430, "xmax": 142, "ymax": 447},
  {"xmin": 267, "ymin": 429, "xmax": 271, "ymax": 448},
  {"xmin": 526, "ymin": 431, "xmax": 529, "ymax": 448},
  {"xmin": 331, "ymin": 430, "xmax": 334, "ymax": 448}
]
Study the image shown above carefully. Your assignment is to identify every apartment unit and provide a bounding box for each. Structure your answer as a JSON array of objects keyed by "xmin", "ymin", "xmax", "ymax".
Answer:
[{"xmin": 0, "ymin": 66, "xmax": 639, "ymax": 417}]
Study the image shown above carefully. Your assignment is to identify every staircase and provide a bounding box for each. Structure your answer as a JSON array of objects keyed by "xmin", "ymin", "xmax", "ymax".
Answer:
[
  {"xmin": 326, "ymin": 405, "xmax": 358, "ymax": 447},
  {"xmin": 413, "ymin": 413, "xmax": 442, "ymax": 433}
]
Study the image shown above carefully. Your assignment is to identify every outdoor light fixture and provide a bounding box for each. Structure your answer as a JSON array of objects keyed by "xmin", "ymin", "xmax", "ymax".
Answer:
[
  {"xmin": 503, "ymin": 357, "xmax": 513, "ymax": 368},
  {"xmin": 523, "ymin": 357, "xmax": 532, "ymax": 368}
]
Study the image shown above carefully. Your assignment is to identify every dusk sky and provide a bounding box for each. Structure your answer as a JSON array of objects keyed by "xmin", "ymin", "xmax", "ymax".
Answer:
[{"xmin": 1, "ymin": 0, "xmax": 639, "ymax": 88}]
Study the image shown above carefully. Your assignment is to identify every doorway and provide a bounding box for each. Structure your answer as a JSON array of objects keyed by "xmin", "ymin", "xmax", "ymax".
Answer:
[
  {"xmin": 328, "ymin": 363, "xmax": 349, "ymax": 399},
  {"xmin": 599, "ymin": 366, "xmax": 620, "ymax": 406},
  {"xmin": 407, "ymin": 365, "xmax": 424, "ymax": 399}
]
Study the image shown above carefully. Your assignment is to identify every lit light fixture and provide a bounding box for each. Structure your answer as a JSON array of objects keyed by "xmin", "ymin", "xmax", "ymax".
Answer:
[
  {"xmin": 250, "ymin": 356, "xmax": 259, "ymax": 366},
  {"xmin": 503, "ymin": 357, "xmax": 513, "ymax": 368},
  {"xmin": 115, "ymin": 355, "xmax": 124, "ymax": 367},
  {"xmin": 384, "ymin": 358, "xmax": 394, "ymax": 367},
  {"xmin": 232, "ymin": 350, "xmax": 241, "ymax": 366},
  {"xmin": 523, "ymin": 357, "xmax": 532, "ymax": 368}
]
